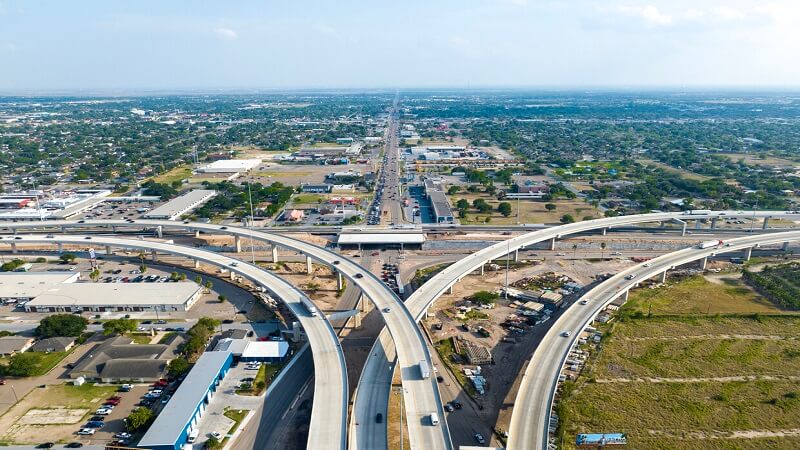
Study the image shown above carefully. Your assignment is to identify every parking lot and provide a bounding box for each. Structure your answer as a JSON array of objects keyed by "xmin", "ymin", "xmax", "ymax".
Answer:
[{"xmin": 75, "ymin": 200, "xmax": 158, "ymax": 221}]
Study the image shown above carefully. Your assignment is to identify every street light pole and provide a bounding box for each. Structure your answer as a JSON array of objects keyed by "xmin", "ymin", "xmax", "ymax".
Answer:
[
  {"xmin": 504, "ymin": 240, "xmax": 510, "ymax": 301},
  {"xmin": 247, "ymin": 183, "xmax": 257, "ymax": 265}
]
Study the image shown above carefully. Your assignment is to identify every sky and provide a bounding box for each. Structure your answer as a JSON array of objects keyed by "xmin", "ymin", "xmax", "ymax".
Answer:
[{"xmin": 1, "ymin": 0, "xmax": 799, "ymax": 92}]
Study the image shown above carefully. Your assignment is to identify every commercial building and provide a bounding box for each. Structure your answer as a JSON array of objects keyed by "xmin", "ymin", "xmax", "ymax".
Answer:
[
  {"xmin": 240, "ymin": 340, "xmax": 290, "ymax": 363},
  {"xmin": 138, "ymin": 351, "xmax": 233, "ymax": 450},
  {"xmin": 24, "ymin": 282, "xmax": 203, "ymax": 313},
  {"xmin": 197, "ymin": 159, "xmax": 262, "ymax": 173},
  {"xmin": 301, "ymin": 183, "xmax": 333, "ymax": 193},
  {"xmin": 69, "ymin": 334, "xmax": 184, "ymax": 382},
  {"xmin": 144, "ymin": 189, "xmax": 216, "ymax": 220},
  {"xmin": 0, "ymin": 272, "xmax": 80, "ymax": 302},
  {"xmin": 30, "ymin": 336, "xmax": 76, "ymax": 353},
  {"xmin": 424, "ymin": 178, "xmax": 455, "ymax": 224}
]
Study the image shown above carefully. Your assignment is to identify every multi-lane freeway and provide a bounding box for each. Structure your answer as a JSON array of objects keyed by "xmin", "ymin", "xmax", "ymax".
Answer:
[
  {"xmin": 507, "ymin": 230, "xmax": 800, "ymax": 450},
  {"xmin": 0, "ymin": 234, "xmax": 348, "ymax": 450}
]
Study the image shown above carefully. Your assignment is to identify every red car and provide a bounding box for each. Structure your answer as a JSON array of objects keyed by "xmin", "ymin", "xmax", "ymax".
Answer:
[{"xmin": 0, "ymin": 379, "xmax": 6, "ymax": 385}]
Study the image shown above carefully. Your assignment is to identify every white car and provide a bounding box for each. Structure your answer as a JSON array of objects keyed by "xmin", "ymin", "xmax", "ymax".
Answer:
[
  {"xmin": 611, "ymin": 251, "xmax": 622, "ymax": 256},
  {"xmin": 208, "ymin": 432, "xmax": 222, "ymax": 440},
  {"xmin": 114, "ymin": 432, "xmax": 132, "ymax": 439},
  {"xmin": 95, "ymin": 408, "xmax": 112, "ymax": 415},
  {"xmin": 643, "ymin": 263, "xmax": 651, "ymax": 267},
  {"xmin": 78, "ymin": 428, "xmax": 96, "ymax": 435},
  {"xmin": 561, "ymin": 331, "xmax": 571, "ymax": 337}
]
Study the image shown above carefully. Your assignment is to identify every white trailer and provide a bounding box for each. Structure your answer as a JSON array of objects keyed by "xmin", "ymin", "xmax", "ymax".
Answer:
[
  {"xmin": 698, "ymin": 239, "xmax": 723, "ymax": 249},
  {"xmin": 300, "ymin": 296, "xmax": 319, "ymax": 317},
  {"xmin": 419, "ymin": 360, "xmax": 430, "ymax": 379}
]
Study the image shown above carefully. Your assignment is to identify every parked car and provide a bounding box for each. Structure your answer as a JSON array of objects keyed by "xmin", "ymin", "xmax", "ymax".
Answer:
[{"xmin": 77, "ymin": 428, "xmax": 96, "ymax": 435}]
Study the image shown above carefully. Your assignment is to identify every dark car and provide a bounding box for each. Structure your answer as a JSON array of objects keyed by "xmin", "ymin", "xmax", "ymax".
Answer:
[
  {"xmin": 436, "ymin": 376, "xmax": 444, "ymax": 383},
  {"xmin": 355, "ymin": 273, "xmax": 364, "ymax": 279},
  {"xmin": 375, "ymin": 413, "xmax": 383, "ymax": 423},
  {"xmin": 90, "ymin": 416, "xmax": 105, "ymax": 422},
  {"xmin": 65, "ymin": 443, "xmax": 84, "ymax": 448},
  {"xmin": 36, "ymin": 443, "xmax": 54, "ymax": 448}
]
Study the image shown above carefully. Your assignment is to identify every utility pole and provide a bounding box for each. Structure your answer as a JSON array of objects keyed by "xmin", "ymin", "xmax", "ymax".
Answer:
[
  {"xmin": 247, "ymin": 183, "xmax": 257, "ymax": 265},
  {"xmin": 504, "ymin": 240, "xmax": 510, "ymax": 301}
]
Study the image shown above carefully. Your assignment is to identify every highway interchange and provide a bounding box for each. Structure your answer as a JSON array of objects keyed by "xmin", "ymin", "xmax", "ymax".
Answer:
[{"xmin": 1, "ymin": 210, "xmax": 799, "ymax": 450}]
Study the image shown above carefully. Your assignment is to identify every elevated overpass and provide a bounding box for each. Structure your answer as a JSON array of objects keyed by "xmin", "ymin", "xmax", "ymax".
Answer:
[
  {"xmin": 507, "ymin": 230, "xmax": 800, "ymax": 450},
  {"xmin": 0, "ymin": 219, "xmax": 453, "ymax": 450},
  {"xmin": 0, "ymin": 234, "xmax": 347, "ymax": 450},
  {"xmin": 353, "ymin": 210, "xmax": 800, "ymax": 449}
]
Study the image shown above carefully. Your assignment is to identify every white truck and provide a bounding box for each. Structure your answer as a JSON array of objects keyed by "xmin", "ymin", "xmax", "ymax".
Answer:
[
  {"xmin": 187, "ymin": 429, "xmax": 199, "ymax": 443},
  {"xmin": 419, "ymin": 360, "xmax": 430, "ymax": 379},
  {"xmin": 698, "ymin": 239, "xmax": 723, "ymax": 249},
  {"xmin": 300, "ymin": 296, "xmax": 319, "ymax": 317},
  {"xmin": 430, "ymin": 413, "xmax": 439, "ymax": 426}
]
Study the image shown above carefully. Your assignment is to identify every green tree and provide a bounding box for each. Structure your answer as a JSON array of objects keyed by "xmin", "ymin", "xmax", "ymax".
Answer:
[
  {"xmin": 6, "ymin": 352, "xmax": 42, "ymax": 376},
  {"xmin": 204, "ymin": 281, "xmax": 213, "ymax": 291},
  {"xmin": 447, "ymin": 185, "xmax": 460, "ymax": 195},
  {"xmin": 167, "ymin": 356, "xmax": 191, "ymax": 377},
  {"xmin": 126, "ymin": 407, "xmax": 154, "ymax": 431},
  {"xmin": 218, "ymin": 294, "xmax": 227, "ymax": 303},
  {"xmin": 471, "ymin": 290, "xmax": 499, "ymax": 304},
  {"xmin": 498, "ymin": 202, "xmax": 512, "ymax": 217},
  {"xmin": 560, "ymin": 214, "xmax": 575, "ymax": 224},
  {"xmin": 59, "ymin": 253, "xmax": 77, "ymax": 263},
  {"xmin": 89, "ymin": 268, "xmax": 101, "ymax": 282},
  {"xmin": 544, "ymin": 203, "xmax": 557, "ymax": 212},
  {"xmin": 102, "ymin": 318, "xmax": 138, "ymax": 336},
  {"xmin": 600, "ymin": 242, "xmax": 607, "ymax": 260},
  {"xmin": 36, "ymin": 314, "xmax": 88, "ymax": 337},
  {"xmin": 205, "ymin": 436, "xmax": 221, "ymax": 450},
  {"xmin": 194, "ymin": 275, "xmax": 203, "ymax": 285}
]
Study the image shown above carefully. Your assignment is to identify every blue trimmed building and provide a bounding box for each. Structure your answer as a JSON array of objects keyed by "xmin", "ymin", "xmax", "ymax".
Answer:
[{"xmin": 137, "ymin": 351, "xmax": 233, "ymax": 450}]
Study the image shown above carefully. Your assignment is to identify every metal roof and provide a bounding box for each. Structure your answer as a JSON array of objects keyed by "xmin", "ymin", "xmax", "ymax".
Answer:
[
  {"xmin": 337, "ymin": 233, "xmax": 425, "ymax": 245},
  {"xmin": 138, "ymin": 351, "xmax": 232, "ymax": 448},
  {"xmin": 241, "ymin": 340, "xmax": 289, "ymax": 358},
  {"xmin": 143, "ymin": 189, "xmax": 216, "ymax": 220}
]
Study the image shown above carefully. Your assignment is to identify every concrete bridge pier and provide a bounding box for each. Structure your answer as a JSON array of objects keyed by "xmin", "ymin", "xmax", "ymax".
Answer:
[
  {"xmin": 447, "ymin": 284, "xmax": 454, "ymax": 295},
  {"xmin": 306, "ymin": 256, "xmax": 313, "ymax": 274},
  {"xmin": 622, "ymin": 290, "xmax": 629, "ymax": 302},
  {"xmin": 272, "ymin": 246, "xmax": 278, "ymax": 263},
  {"xmin": 57, "ymin": 243, "xmax": 64, "ymax": 253},
  {"xmin": 601, "ymin": 227, "xmax": 608, "ymax": 236},
  {"xmin": 194, "ymin": 230, "xmax": 201, "ymax": 238},
  {"xmin": 337, "ymin": 272, "xmax": 343, "ymax": 290},
  {"xmin": 105, "ymin": 245, "xmax": 112, "ymax": 255},
  {"xmin": 782, "ymin": 242, "xmax": 790, "ymax": 251},
  {"xmin": 763, "ymin": 217, "xmax": 770, "ymax": 229},
  {"xmin": 700, "ymin": 256, "xmax": 708, "ymax": 270},
  {"xmin": 194, "ymin": 259, "xmax": 200, "ymax": 269},
  {"xmin": 156, "ymin": 226, "xmax": 163, "ymax": 238},
  {"xmin": 10, "ymin": 243, "xmax": 17, "ymax": 254},
  {"xmin": 682, "ymin": 223, "xmax": 687, "ymax": 236},
  {"xmin": 549, "ymin": 237, "xmax": 556, "ymax": 251},
  {"xmin": 710, "ymin": 217, "xmax": 718, "ymax": 229},
  {"xmin": 745, "ymin": 247, "xmax": 753, "ymax": 261},
  {"xmin": 234, "ymin": 236, "xmax": 242, "ymax": 253},
  {"xmin": 514, "ymin": 249, "xmax": 519, "ymax": 262},
  {"xmin": 479, "ymin": 264, "xmax": 484, "ymax": 276},
  {"xmin": 660, "ymin": 271, "xmax": 668, "ymax": 283},
  {"xmin": 150, "ymin": 249, "xmax": 157, "ymax": 262}
]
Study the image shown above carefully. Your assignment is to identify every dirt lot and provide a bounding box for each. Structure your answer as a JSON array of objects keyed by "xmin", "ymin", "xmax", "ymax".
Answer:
[{"xmin": 0, "ymin": 383, "xmax": 119, "ymax": 445}]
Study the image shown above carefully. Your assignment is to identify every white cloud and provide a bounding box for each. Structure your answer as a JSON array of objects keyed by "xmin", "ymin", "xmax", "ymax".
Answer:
[
  {"xmin": 614, "ymin": 4, "xmax": 673, "ymax": 26},
  {"xmin": 213, "ymin": 27, "xmax": 238, "ymax": 40}
]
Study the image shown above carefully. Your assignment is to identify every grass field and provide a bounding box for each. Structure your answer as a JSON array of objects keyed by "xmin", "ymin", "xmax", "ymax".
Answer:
[
  {"xmin": 636, "ymin": 158, "xmax": 711, "ymax": 181},
  {"xmin": 151, "ymin": 165, "xmax": 193, "ymax": 184},
  {"xmin": 448, "ymin": 191, "xmax": 600, "ymax": 225},
  {"xmin": 720, "ymin": 152, "xmax": 800, "ymax": 167},
  {"xmin": 558, "ymin": 276, "xmax": 800, "ymax": 450},
  {"xmin": 626, "ymin": 275, "xmax": 788, "ymax": 315}
]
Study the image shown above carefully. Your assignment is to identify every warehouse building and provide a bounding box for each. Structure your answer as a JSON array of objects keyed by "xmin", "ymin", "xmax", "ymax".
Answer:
[
  {"xmin": 138, "ymin": 351, "xmax": 233, "ymax": 450},
  {"xmin": 24, "ymin": 282, "xmax": 203, "ymax": 313},
  {"xmin": 197, "ymin": 159, "xmax": 262, "ymax": 173},
  {"xmin": 144, "ymin": 189, "xmax": 216, "ymax": 220}
]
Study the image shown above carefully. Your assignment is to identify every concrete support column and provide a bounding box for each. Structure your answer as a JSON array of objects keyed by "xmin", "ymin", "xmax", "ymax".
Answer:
[
  {"xmin": 700, "ymin": 257, "xmax": 708, "ymax": 270},
  {"xmin": 480, "ymin": 264, "xmax": 484, "ymax": 276},
  {"xmin": 272, "ymin": 246, "xmax": 278, "ymax": 263},
  {"xmin": 710, "ymin": 218, "xmax": 718, "ymax": 229},
  {"xmin": 549, "ymin": 237, "xmax": 556, "ymax": 251},
  {"xmin": 61, "ymin": 226, "xmax": 66, "ymax": 233},
  {"xmin": 745, "ymin": 247, "xmax": 753, "ymax": 261},
  {"xmin": 229, "ymin": 271, "xmax": 236, "ymax": 281},
  {"xmin": 11, "ymin": 243, "xmax": 17, "ymax": 254},
  {"xmin": 782, "ymin": 242, "xmax": 790, "ymax": 251},
  {"xmin": 660, "ymin": 271, "xmax": 668, "ymax": 283},
  {"xmin": 337, "ymin": 272, "xmax": 343, "ymax": 290},
  {"xmin": 57, "ymin": 243, "xmax": 64, "ymax": 254},
  {"xmin": 194, "ymin": 230, "xmax": 201, "ymax": 238},
  {"xmin": 681, "ymin": 223, "xmax": 687, "ymax": 237},
  {"xmin": 150, "ymin": 249, "xmax": 157, "ymax": 262},
  {"xmin": 105, "ymin": 245, "xmax": 111, "ymax": 255},
  {"xmin": 763, "ymin": 217, "xmax": 769, "ymax": 229},
  {"xmin": 194, "ymin": 259, "xmax": 200, "ymax": 269},
  {"xmin": 601, "ymin": 227, "xmax": 608, "ymax": 236},
  {"xmin": 156, "ymin": 225, "xmax": 163, "ymax": 238},
  {"xmin": 234, "ymin": 236, "xmax": 242, "ymax": 253},
  {"xmin": 622, "ymin": 290, "xmax": 629, "ymax": 302},
  {"xmin": 111, "ymin": 226, "xmax": 116, "ymax": 233},
  {"xmin": 447, "ymin": 284, "xmax": 454, "ymax": 295},
  {"xmin": 695, "ymin": 220, "xmax": 702, "ymax": 229},
  {"xmin": 514, "ymin": 249, "xmax": 519, "ymax": 262},
  {"xmin": 306, "ymin": 256, "xmax": 313, "ymax": 274},
  {"xmin": 10, "ymin": 228, "xmax": 16, "ymax": 235}
]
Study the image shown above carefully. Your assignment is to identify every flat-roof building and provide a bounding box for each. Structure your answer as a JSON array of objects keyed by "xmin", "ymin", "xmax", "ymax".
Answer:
[
  {"xmin": 240, "ymin": 340, "xmax": 290, "ymax": 363},
  {"xmin": 197, "ymin": 159, "xmax": 262, "ymax": 173},
  {"xmin": 24, "ymin": 282, "xmax": 203, "ymax": 313},
  {"xmin": 0, "ymin": 272, "xmax": 80, "ymax": 301},
  {"xmin": 138, "ymin": 351, "xmax": 233, "ymax": 450},
  {"xmin": 144, "ymin": 189, "xmax": 216, "ymax": 220}
]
